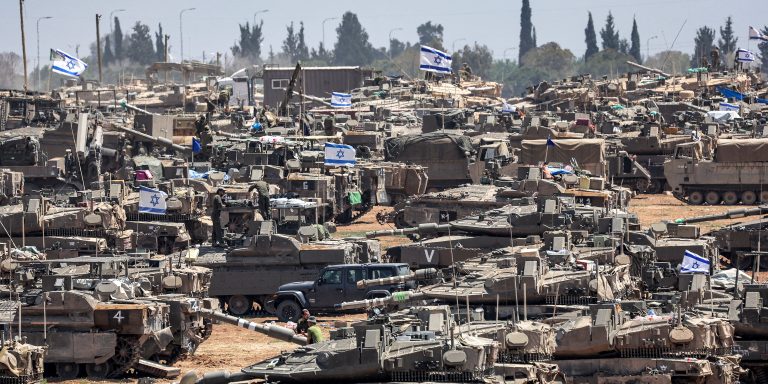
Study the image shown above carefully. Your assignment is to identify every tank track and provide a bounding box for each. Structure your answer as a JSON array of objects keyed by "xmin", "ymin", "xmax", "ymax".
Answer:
[{"xmin": 110, "ymin": 336, "xmax": 142, "ymax": 378}]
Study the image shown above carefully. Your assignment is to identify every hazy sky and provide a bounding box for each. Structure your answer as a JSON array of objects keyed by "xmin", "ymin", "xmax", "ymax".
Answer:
[{"xmin": 2, "ymin": 0, "xmax": 767, "ymax": 69}]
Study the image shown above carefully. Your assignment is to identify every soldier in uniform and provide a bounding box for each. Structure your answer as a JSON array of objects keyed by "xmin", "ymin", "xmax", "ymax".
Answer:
[
  {"xmin": 251, "ymin": 181, "xmax": 271, "ymax": 219},
  {"xmin": 211, "ymin": 188, "xmax": 226, "ymax": 247},
  {"xmin": 306, "ymin": 316, "xmax": 323, "ymax": 344},
  {"xmin": 295, "ymin": 309, "xmax": 311, "ymax": 334}
]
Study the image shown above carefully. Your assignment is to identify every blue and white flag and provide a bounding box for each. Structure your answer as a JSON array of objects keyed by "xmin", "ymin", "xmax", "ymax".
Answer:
[
  {"xmin": 502, "ymin": 102, "xmax": 516, "ymax": 113},
  {"xmin": 419, "ymin": 45, "xmax": 452, "ymax": 74},
  {"xmin": 680, "ymin": 250, "xmax": 710, "ymax": 274},
  {"xmin": 50, "ymin": 49, "xmax": 88, "ymax": 78},
  {"xmin": 736, "ymin": 49, "xmax": 756, "ymax": 63},
  {"xmin": 331, "ymin": 92, "xmax": 352, "ymax": 108},
  {"xmin": 138, "ymin": 186, "xmax": 168, "ymax": 214},
  {"xmin": 324, "ymin": 142, "xmax": 356, "ymax": 167},
  {"xmin": 719, "ymin": 102, "xmax": 740, "ymax": 112},
  {"xmin": 749, "ymin": 26, "xmax": 768, "ymax": 42}
]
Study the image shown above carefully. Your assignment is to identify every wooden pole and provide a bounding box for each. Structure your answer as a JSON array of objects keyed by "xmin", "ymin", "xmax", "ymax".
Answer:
[
  {"xmin": 19, "ymin": 0, "xmax": 28, "ymax": 93},
  {"xmin": 96, "ymin": 14, "xmax": 103, "ymax": 84}
]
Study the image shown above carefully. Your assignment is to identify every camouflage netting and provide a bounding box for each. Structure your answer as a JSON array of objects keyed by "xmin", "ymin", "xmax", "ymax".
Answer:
[{"xmin": 383, "ymin": 132, "xmax": 475, "ymax": 161}]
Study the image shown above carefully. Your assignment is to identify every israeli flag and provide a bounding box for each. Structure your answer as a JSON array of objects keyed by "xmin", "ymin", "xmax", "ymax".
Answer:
[
  {"xmin": 50, "ymin": 49, "xmax": 88, "ymax": 78},
  {"xmin": 502, "ymin": 102, "xmax": 516, "ymax": 113},
  {"xmin": 736, "ymin": 49, "xmax": 756, "ymax": 63},
  {"xmin": 680, "ymin": 250, "xmax": 710, "ymax": 274},
  {"xmin": 324, "ymin": 142, "xmax": 356, "ymax": 167},
  {"xmin": 749, "ymin": 26, "xmax": 768, "ymax": 42},
  {"xmin": 331, "ymin": 92, "xmax": 352, "ymax": 108},
  {"xmin": 719, "ymin": 102, "xmax": 740, "ymax": 112},
  {"xmin": 138, "ymin": 186, "xmax": 168, "ymax": 214},
  {"xmin": 419, "ymin": 45, "xmax": 452, "ymax": 74}
]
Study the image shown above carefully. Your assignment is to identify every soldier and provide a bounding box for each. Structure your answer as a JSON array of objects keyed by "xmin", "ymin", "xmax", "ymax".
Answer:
[
  {"xmin": 305, "ymin": 316, "xmax": 323, "ymax": 344},
  {"xmin": 295, "ymin": 309, "xmax": 310, "ymax": 335},
  {"xmin": 710, "ymin": 47, "xmax": 720, "ymax": 71},
  {"xmin": 460, "ymin": 62, "xmax": 473, "ymax": 80},
  {"xmin": 252, "ymin": 181, "xmax": 271, "ymax": 219},
  {"xmin": 211, "ymin": 188, "xmax": 226, "ymax": 247}
]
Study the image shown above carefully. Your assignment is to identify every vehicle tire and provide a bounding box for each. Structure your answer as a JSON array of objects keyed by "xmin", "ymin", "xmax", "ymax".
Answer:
[
  {"xmin": 705, "ymin": 191, "xmax": 721, "ymax": 205},
  {"xmin": 722, "ymin": 191, "xmax": 739, "ymax": 205},
  {"xmin": 688, "ymin": 191, "xmax": 704, "ymax": 205},
  {"xmin": 86, "ymin": 362, "xmax": 112, "ymax": 379},
  {"xmin": 742, "ymin": 191, "xmax": 758, "ymax": 205},
  {"xmin": 227, "ymin": 295, "xmax": 252, "ymax": 316},
  {"xmin": 635, "ymin": 179, "xmax": 651, "ymax": 194},
  {"xmin": 56, "ymin": 362, "xmax": 80, "ymax": 379},
  {"xmin": 760, "ymin": 191, "xmax": 768, "ymax": 203},
  {"xmin": 646, "ymin": 180, "xmax": 663, "ymax": 194},
  {"xmin": 276, "ymin": 300, "xmax": 302, "ymax": 322}
]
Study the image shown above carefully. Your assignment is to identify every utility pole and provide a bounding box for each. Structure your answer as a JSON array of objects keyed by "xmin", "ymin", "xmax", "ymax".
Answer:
[
  {"xmin": 164, "ymin": 34, "xmax": 169, "ymax": 83},
  {"xmin": 96, "ymin": 14, "xmax": 103, "ymax": 84},
  {"xmin": 19, "ymin": 0, "xmax": 28, "ymax": 93},
  {"xmin": 216, "ymin": 52, "xmax": 221, "ymax": 68},
  {"xmin": 179, "ymin": 8, "xmax": 196, "ymax": 63}
]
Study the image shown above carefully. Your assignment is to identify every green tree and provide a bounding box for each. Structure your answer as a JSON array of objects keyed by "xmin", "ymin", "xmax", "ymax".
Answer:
[
  {"xmin": 580, "ymin": 49, "xmax": 634, "ymax": 77},
  {"xmin": 154, "ymin": 23, "xmax": 165, "ymax": 62},
  {"xmin": 518, "ymin": 0, "xmax": 535, "ymax": 64},
  {"xmin": 451, "ymin": 42, "xmax": 493, "ymax": 78},
  {"xmin": 125, "ymin": 22, "xmax": 155, "ymax": 65},
  {"xmin": 231, "ymin": 21, "xmax": 264, "ymax": 61},
  {"xmin": 619, "ymin": 38, "xmax": 629, "ymax": 54},
  {"xmin": 113, "ymin": 17, "xmax": 123, "ymax": 60},
  {"xmin": 759, "ymin": 26, "xmax": 768, "ymax": 74},
  {"xmin": 630, "ymin": 17, "xmax": 641, "ymax": 63},
  {"xmin": 600, "ymin": 11, "xmax": 620, "ymax": 51},
  {"xmin": 296, "ymin": 22, "xmax": 309, "ymax": 61},
  {"xmin": 311, "ymin": 42, "xmax": 333, "ymax": 63},
  {"xmin": 416, "ymin": 22, "xmax": 444, "ymax": 50},
  {"xmin": 645, "ymin": 51, "xmax": 691, "ymax": 75},
  {"xmin": 333, "ymin": 12, "xmax": 375, "ymax": 66},
  {"xmin": 718, "ymin": 16, "xmax": 738, "ymax": 56},
  {"xmin": 103, "ymin": 37, "xmax": 113, "ymax": 65},
  {"xmin": 282, "ymin": 22, "xmax": 298, "ymax": 61},
  {"xmin": 691, "ymin": 26, "xmax": 715, "ymax": 67},
  {"xmin": 389, "ymin": 38, "xmax": 406, "ymax": 58},
  {"xmin": 584, "ymin": 12, "xmax": 599, "ymax": 61},
  {"xmin": 521, "ymin": 42, "xmax": 576, "ymax": 80}
]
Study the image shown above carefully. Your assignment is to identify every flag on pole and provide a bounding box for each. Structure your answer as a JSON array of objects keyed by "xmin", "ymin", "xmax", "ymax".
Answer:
[
  {"xmin": 719, "ymin": 102, "xmax": 740, "ymax": 112},
  {"xmin": 546, "ymin": 135, "xmax": 555, "ymax": 147},
  {"xmin": 324, "ymin": 142, "xmax": 356, "ymax": 167},
  {"xmin": 749, "ymin": 26, "xmax": 768, "ymax": 41},
  {"xmin": 736, "ymin": 48, "xmax": 756, "ymax": 62},
  {"xmin": 330, "ymin": 92, "xmax": 352, "ymax": 108},
  {"xmin": 680, "ymin": 250, "xmax": 710, "ymax": 274},
  {"xmin": 192, "ymin": 138, "xmax": 202, "ymax": 154},
  {"xmin": 138, "ymin": 186, "xmax": 168, "ymax": 214},
  {"xmin": 50, "ymin": 49, "xmax": 88, "ymax": 78},
  {"xmin": 419, "ymin": 45, "xmax": 452, "ymax": 74}
]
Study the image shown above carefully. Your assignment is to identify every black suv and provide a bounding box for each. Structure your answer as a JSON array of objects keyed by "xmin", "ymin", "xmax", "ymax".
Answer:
[{"xmin": 266, "ymin": 263, "xmax": 412, "ymax": 322}]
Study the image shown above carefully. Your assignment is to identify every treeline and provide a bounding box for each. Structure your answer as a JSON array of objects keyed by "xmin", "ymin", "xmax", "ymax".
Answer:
[{"xmin": 2, "ymin": 5, "xmax": 768, "ymax": 94}]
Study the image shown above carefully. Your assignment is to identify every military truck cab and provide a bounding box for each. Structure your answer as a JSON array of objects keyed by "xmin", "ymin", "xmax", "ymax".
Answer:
[{"xmin": 267, "ymin": 263, "xmax": 412, "ymax": 322}]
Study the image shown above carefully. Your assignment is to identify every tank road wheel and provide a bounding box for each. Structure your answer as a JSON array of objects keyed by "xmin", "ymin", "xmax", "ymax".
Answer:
[
  {"xmin": 688, "ymin": 191, "xmax": 704, "ymax": 205},
  {"xmin": 742, "ymin": 191, "xmax": 758, "ymax": 205},
  {"xmin": 227, "ymin": 295, "xmax": 252, "ymax": 316},
  {"xmin": 646, "ymin": 180, "xmax": 663, "ymax": 194},
  {"xmin": 705, "ymin": 191, "xmax": 721, "ymax": 205},
  {"xmin": 86, "ymin": 362, "xmax": 112, "ymax": 379},
  {"xmin": 760, "ymin": 191, "xmax": 768, "ymax": 203},
  {"xmin": 722, "ymin": 191, "xmax": 739, "ymax": 205},
  {"xmin": 56, "ymin": 362, "xmax": 80, "ymax": 379},
  {"xmin": 276, "ymin": 300, "xmax": 302, "ymax": 322},
  {"xmin": 110, "ymin": 337, "xmax": 141, "ymax": 377}
]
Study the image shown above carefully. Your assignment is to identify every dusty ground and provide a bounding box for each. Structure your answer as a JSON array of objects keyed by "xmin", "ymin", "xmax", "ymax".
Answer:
[{"xmin": 82, "ymin": 195, "xmax": 759, "ymax": 383}]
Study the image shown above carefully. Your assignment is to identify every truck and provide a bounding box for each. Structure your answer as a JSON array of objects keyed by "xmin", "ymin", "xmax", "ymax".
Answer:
[
  {"xmin": 665, "ymin": 139, "xmax": 768, "ymax": 205},
  {"xmin": 265, "ymin": 263, "xmax": 413, "ymax": 322}
]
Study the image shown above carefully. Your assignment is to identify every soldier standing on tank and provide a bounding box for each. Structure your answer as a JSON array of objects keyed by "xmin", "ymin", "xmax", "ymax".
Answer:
[
  {"xmin": 211, "ymin": 188, "xmax": 226, "ymax": 247},
  {"xmin": 306, "ymin": 316, "xmax": 323, "ymax": 344}
]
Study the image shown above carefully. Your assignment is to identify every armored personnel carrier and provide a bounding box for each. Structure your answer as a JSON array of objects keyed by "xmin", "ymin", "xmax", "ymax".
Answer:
[{"xmin": 196, "ymin": 228, "xmax": 379, "ymax": 316}]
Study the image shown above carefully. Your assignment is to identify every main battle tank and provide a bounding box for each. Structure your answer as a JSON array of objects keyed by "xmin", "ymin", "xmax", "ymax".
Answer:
[
  {"xmin": 0, "ymin": 332, "xmax": 45, "ymax": 384},
  {"xmin": 195, "ymin": 231, "xmax": 378, "ymax": 316},
  {"xmin": 16, "ymin": 290, "xmax": 173, "ymax": 379},
  {"xmin": 184, "ymin": 305, "xmax": 565, "ymax": 384}
]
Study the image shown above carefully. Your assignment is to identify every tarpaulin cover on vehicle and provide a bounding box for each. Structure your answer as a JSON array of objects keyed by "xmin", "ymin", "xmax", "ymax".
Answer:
[
  {"xmin": 384, "ymin": 132, "xmax": 475, "ymax": 161},
  {"xmin": 715, "ymin": 139, "xmax": 768, "ymax": 163},
  {"xmin": 519, "ymin": 139, "xmax": 605, "ymax": 165}
]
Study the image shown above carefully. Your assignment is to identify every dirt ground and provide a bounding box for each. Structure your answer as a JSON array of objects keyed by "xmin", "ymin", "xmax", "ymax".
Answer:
[{"xmin": 99, "ymin": 195, "xmax": 757, "ymax": 382}]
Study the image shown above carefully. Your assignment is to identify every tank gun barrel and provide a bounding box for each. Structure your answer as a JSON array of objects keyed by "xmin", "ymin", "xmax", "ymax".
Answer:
[
  {"xmin": 674, "ymin": 206, "xmax": 768, "ymax": 224},
  {"xmin": 356, "ymin": 268, "xmax": 438, "ymax": 289},
  {"xmin": 198, "ymin": 308, "xmax": 307, "ymax": 345},
  {"xmin": 113, "ymin": 124, "xmax": 190, "ymax": 154},
  {"xmin": 335, "ymin": 290, "xmax": 424, "ymax": 310},
  {"xmin": 121, "ymin": 100, "xmax": 155, "ymax": 116},
  {"xmin": 366, "ymin": 223, "xmax": 451, "ymax": 238}
]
